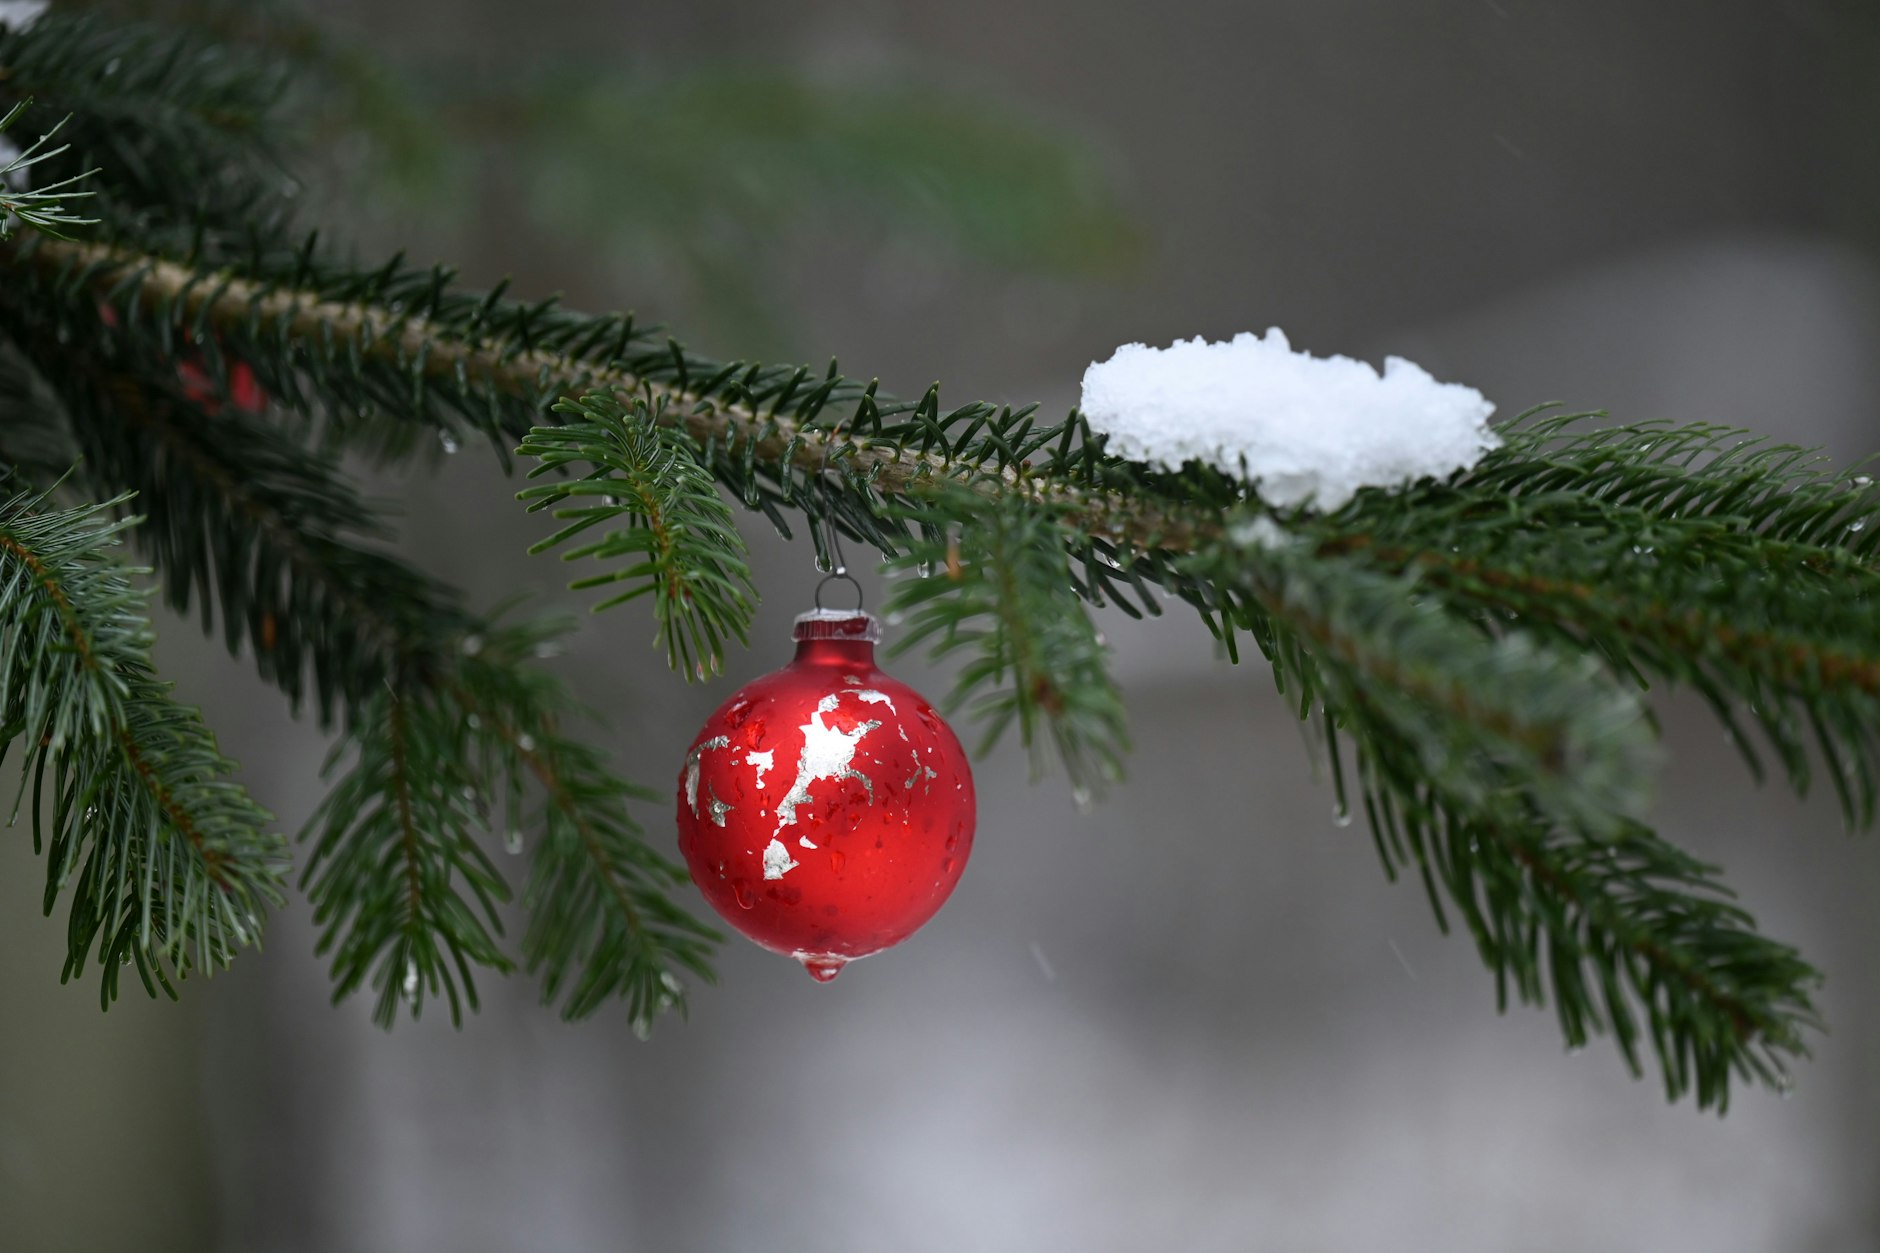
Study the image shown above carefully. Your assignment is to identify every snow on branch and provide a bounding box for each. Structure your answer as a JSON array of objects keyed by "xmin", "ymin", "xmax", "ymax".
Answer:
[{"xmin": 1080, "ymin": 329, "xmax": 1497, "ymax": 510}]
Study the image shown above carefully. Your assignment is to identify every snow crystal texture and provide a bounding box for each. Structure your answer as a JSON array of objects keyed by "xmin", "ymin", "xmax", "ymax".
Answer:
[{"xmin": 1079, "ymin": 329, "xmax": 1498, "ymax": 511}]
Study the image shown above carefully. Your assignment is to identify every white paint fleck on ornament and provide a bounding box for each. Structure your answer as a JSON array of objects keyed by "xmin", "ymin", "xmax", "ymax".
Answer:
[
  {"xmin": 856, "ymin": 689, "xmax": 897, "ymax": 711},
  {"xmin": 774, "ymin": 693, "xmax": 881, "ymax": 832},
  {"xmin": 706, "ymin": 783, "xmax": 733, "ymax": 828},
  {"xmin": 684, "ymin": 735, "xmax": 730, "ymax": 815},
  {"xmin": 746, "ymin": 748, "xmax": 775, "ymax": 789},
  {"xmin": 762, "ymin": 837, "xmax": 799, "ymax": 880}
]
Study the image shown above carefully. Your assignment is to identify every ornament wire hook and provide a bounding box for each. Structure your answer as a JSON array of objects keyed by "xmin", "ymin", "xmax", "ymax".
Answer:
[{"xmin": 813, "ymin": 405, "xmax": 865, "ymax": 612}]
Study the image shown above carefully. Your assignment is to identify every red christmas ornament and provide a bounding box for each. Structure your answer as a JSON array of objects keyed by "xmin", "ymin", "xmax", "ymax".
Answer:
[{"xmin": 676, "ymin": 608, "xmax": 976, "ymax": 982}]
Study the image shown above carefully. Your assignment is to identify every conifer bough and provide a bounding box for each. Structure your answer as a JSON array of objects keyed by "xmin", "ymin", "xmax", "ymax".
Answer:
[{"xmin": 0, "ymin": 5, "xmax": 1873, "ymax": 1112}]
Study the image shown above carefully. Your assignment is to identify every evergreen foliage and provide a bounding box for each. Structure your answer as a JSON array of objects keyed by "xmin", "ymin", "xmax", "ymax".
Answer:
[
  {"xmin": 0, "ymin": 489, "xmax": 286, "ymax": 1003},
  {"xmin": 0, "ymin": 2, "xmax": 1873, "ymax": 1112}
]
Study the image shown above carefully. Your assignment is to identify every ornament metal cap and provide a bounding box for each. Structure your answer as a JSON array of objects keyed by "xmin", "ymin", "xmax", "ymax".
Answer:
[{"xmin": 791, "ymin": 607, "xmax": 882, "ymax": 643}]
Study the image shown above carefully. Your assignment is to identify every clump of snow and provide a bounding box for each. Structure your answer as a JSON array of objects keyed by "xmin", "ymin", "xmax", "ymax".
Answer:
[
  {"xmin": 0, "ymin": 2, "xmax": 48, "ymax": 32},
  {"xmin": 1079, "ymin": 329, "xmax": 1497, "ymax": 511},
  {"xmin": 1226, "ymin": 514, "xmax": 1292, "ymax": 550}
]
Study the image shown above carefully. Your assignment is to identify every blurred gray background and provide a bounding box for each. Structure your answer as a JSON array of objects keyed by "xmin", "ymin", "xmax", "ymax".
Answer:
[{"xmin": 5, "ymin": 1, "xmax": 1880, "ymax": 1250}]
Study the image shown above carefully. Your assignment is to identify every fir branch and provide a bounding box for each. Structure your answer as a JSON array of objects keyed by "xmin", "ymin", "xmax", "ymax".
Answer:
[
  {"xmin": 300, "ymin": 672, "xmax": 512, "ymax": 1028},
  {"xmin": 0, "ymin": 307, "xmax": 715, "ymax": 1030},
  {"xmin": 453, "ymin": 621, "xmax": 720, "ymax": 1026},
  {"xmin": 518, "ymin": 393, "xmax": 756, "ymax": 680},
  {"xmin": 0, "ymin": 338, "xmax": 79, "ymax": 487},
  {"xmin": 1188, "ymin": 533, "xmax": 1822, "ymax": 1109},
  {"xmin": 0, "ymin": 10, "xmax": 292, "ymax": 231},
  {"xmin": 886, "ymin": 489, "xmax": 1129, "ymax": 796},
  {"xmin": 1201, "ymin": 536, "xmax": 1660, "ymax": 836},
  {"xmin": 0, "ymin": 489, "xmax": 285, "ymax": 1004},
  {"xmin": 1300, "ymin": 417, "xmax": 1880, "ymax": 829},
  {"xmin": 4, "ymin": 234, "xmax": 1209, "ymax": 549},
  {"xmin": 0, "ymin": 102, "xmax": 97, "ymax": 240},
  {"xmin": 9, "ymin": 310, "xmax": 467, "ymax": 722}
]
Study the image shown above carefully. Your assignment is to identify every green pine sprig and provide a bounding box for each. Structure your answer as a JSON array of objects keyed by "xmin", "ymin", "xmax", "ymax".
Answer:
[
  {"xmin": 518, "ymin": 393, "xmax": 756, "ymax": 681},
  {"xmin": 0, "ymin": 488, "xmax": 286, "ymax": 1004}
]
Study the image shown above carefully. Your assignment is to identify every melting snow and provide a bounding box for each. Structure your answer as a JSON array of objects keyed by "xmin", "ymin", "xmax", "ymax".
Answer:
[{"xmin": 1079, "ymin": 329, "xmax": 1497, "ymax": 511}]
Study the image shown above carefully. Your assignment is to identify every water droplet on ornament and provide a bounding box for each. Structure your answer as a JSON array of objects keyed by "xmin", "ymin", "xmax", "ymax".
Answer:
[
  {"xmin": 829, "ymin": 850, "xmax": 846, "ymax": 872},
  {"xmin": 504, "ymin": 829, "xmax": 523, "ymax": 855},
  {"xmin": 732, "ymin": 879, "xmax": 756, "ymax": 910},
  {"xmin": 799, "ymin": 955, "xmax": 847, "ymax": 983},
  {"xmin": 944, "ymin": 834, "xmax": 958, "ymax": 851},
  {"xmin": 940, "ymin": 857, "xmax": 955, "ymax": 874},
  {"xmin": 438, "ymin": 429, "xmax": 460, "ymax": 454}
]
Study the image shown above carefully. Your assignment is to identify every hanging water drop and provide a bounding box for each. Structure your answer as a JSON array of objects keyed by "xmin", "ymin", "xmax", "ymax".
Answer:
[
  {"xmin": 1849, "ymin": 519, "xmax": 1867, "ymax": 533},
  {"xmin": 1070, "ymin": 785, "xmax": 1094, "ymax": 814},
  {"xmin": 1332, "ymin": 803, "xmax": 1353, "ymax": 828},
  {"xmin": 1855, "ymin": 475, "xmax": 1873, "ymax": 488},
  {"xmin": 815, "ymin": 552, "xmax": 832, "ymax": 573},
  {"xmin": 460, "ymin": 633, "xmax": 484, "ymax": 656},
  {"xmin": 504, "ymin": 829, "xmax": 524, "ymax": 855},
  {"xmin": 916, "ymin": 560, "xmax": 933, "ymax": 578},
  {"xmin": 438, "ymin": 428, "xmax": 461, "ymax": 454},
  {"xmin": 798, "ymin": 954, "xmax": 847, "ymax": 983},
  {"xmin": 516, "ymin": 732, "xmax": 536, "ymax": 752},
  {"xmin": 630, "ymin": 1013, "xmax": 654, "ymax": 1042},
  {"xmin": 402, "ymin": 960, "xmax": 420, "ymax": 1003}
]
